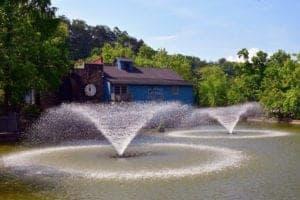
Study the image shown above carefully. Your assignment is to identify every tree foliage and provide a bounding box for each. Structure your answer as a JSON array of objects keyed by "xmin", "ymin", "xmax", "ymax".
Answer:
[
  {"xmin": 260, "ymin": 51, "xmax": 300, "ymax": 118},
  {"xmin": 0, "ymin": 0, "xmax": 70, "ymax": 107},
  {"xmin": 225, "ymin": 49, "xmax": 300, "ymax": 118},
  {"xmin": 92, "ymin": 44, "xmax": 193, "ymax": 80},
  {"xmin": 0, "ymin": 2, "xmax": 298, "ymax": 119},
  {"xmin": 64, "ymin": 18, "xmax": 144, "ymax": 61},
  {"xmin": 79, "ymin": 37, "xmax": 300, "ymax": 118},
  {"xmin": 101, "ymin": 43, "xmax": 134, "ymax": 64},
  {"xmin": 195, "ymin": 66, "xmax": 228, "ymax": 106}
]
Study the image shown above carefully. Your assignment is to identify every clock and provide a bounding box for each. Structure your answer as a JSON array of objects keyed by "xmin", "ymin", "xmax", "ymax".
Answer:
[{"xmin": 84, "ymin": 84, "xmax": 96, "ymax": 97}]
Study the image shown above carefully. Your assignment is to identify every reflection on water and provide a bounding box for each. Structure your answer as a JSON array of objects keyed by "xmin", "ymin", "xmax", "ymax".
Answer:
[{"xmin": 0, "ymin": 122, "xmax": 299, "ymax": 200}]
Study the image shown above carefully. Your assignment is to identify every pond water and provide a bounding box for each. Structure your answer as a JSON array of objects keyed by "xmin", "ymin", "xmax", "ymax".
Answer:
[{"xmin": 0, "ymin": 122, "xmax": 299, "ymax": 200}]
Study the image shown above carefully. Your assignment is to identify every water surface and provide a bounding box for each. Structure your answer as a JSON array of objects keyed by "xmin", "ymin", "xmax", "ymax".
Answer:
[{"xmin": 0, "ymin": 122, "xmax": 299, "ymax": 200}]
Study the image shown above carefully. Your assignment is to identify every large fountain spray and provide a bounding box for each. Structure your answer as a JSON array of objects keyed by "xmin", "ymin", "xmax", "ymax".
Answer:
[
  {"xmin": 2, "ymin": 101, "xmax": 288, "ymax": 184},
  {"xmin": 0, "ymin": 100, "xmax": 294, "ymax": 200},
  {"xmin": 28, "ymin": 102, "xmax": 187, "ymax": 156}
]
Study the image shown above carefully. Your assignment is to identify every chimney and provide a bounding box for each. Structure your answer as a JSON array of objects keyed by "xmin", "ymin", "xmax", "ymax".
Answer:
[{"xmin": 92, "ymin": 57, "xmax": 104, "ymax": 65}]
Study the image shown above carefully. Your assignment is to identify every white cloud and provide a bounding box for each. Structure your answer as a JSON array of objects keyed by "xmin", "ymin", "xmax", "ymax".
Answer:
[
  {"xmin": 151, "ymin": 34, "xmax": 178, "ymax": 41},
  {"xmin": 150, "ymin": 28, "xmax": 199, "ymax": 42},
  {"xmin": 226, "ymin": 48, "xmax": 261, "ymax": 63}
]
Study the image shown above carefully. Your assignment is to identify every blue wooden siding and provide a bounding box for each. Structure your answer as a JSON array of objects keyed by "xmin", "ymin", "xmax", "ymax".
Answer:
[
  {"xmin": 128, "ymin": 85, "xmax": 194, "ymax": 104},
  {"xmin": 103, "ymin": 80, "xmax": 194, "ymax": 104}
]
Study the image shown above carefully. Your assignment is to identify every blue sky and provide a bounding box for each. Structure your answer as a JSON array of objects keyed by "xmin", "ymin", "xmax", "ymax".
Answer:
[{"xmin": 52, "ymin": 0, "xmax": 300, "ymax": 61}]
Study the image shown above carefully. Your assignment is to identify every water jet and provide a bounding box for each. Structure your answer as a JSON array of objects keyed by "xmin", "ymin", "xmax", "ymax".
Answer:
[{"xmin": 0, "ymin": 101, "xmax": 296, "ymax": 200}]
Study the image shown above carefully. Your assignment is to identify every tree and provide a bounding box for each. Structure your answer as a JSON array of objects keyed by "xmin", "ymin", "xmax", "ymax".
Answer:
[
  {"xmin": 90, "ymin": 47, "xmax": 101, "ymax": 56},
  {"xmin": 0, "ymin": 0, "xmax": 70, "ymax": 108},
  {"xmin": 251, "ymin": 50, "xmax": 268, "ymax": 87},
  {"xmin": 237, "ymin": 48, "xmax": 249, "ymax": 61},
  {"xmin": 101, "ymin": 43, "xmax": 115, "ymax": 64},
  {"xmin": 229, "ymin": 49, "xmax": 268, "ymax": 102},
  {"xmin": 168, "ymin": 54, "xmax": 192, "ymax": 80},
  {"xmin": 66, "ymin": 21, "xmax": 144, "ymax": 61},
  {"xmin": 260, "ymin": 50, "xmax": 300, "ymax": 118},
  {"xmin": 67, "ymin": 20, "xmax": 92, "ymax": 60},
  {"xmin": 196, "ymin": 66, "xmax": 228, "ymax": 106},
  {"xmin": 134, "ymin": 44, "xmax": 155, "ymax": 67},
  {"xmin": 152, "ymin": 48, "xmax": 170, "ymax": 68},
  {"xmin": 101, "ymin": 43, "xmax": 134, "ymax": 64}
]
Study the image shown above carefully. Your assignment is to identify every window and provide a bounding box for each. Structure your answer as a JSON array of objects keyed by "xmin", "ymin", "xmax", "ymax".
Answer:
[
  {"xmin": 114, "ymin": 85, "xmax": 121, "ymax": 95},
  {"xmin": 148, "ymin": 87, "xmax": 164, "ymax": 100},
  {"xmin": 172, "ymin": 86, "xmax": 179, "ymax": 95},
  {"xmin": 121, "ymin": 85, "xmax": 127, "ymax": 94},
  {"xmin": 114, "ymin": 85, "xmax": 127, "ymax": 95},
  {"xmin": 120, "ymin": 61, "xmax": 132, "ymax": 71}
]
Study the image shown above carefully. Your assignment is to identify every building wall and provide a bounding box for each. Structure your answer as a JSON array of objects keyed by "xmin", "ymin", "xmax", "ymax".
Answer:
[
  {"xmin": 128, "ymin": 85, "xmax": 194, "ymax": 104},
  {"xmin": 59, "ymin": 63, "xmax": 103, "ymax": 103},
  {"xmin": 74, "ymin": 63, "xmax": 103, "ymax": 102},
  {"xmin": 103, "ymin": 81, "xmax": 194, "ymax": 104}
]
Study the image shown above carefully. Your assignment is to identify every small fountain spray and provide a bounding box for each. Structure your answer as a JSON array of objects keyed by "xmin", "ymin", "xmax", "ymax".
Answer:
[
  {"xmin": 184, "ymin": 102, "xmax": 262, "ymax": 134},
  {"xmin": 205, "ymin": 102, "xmax": 261, "ymax": 133}
]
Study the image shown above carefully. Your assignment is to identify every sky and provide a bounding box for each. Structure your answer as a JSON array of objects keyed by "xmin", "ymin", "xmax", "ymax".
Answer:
[{"xmin": 52, "ymin": 0, "xmax": 300, "ymax": 61}]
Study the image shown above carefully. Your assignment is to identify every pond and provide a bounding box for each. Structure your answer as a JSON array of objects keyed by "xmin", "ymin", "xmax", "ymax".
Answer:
[{"xmin": 0, "ymin": 122, "xmax": 299, "ymax": 200}]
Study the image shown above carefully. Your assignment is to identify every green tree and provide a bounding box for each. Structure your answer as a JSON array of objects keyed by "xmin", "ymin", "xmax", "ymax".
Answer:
[
  {"xmin": 67, "ymin": 20, "xmax": 92, "ymax": 60},
  {"xmin": 152, "ymin": 48, "xmax": 170, "ymax": 67},
  {"xmin": 101, "ymin": 43, "xmax": 115, "ymax": 64},
  {"xmin": 227, "ymin": 77, "xmax": 249, "ymax": 104},
  {"xmin": 0, "ymin": 0, "xmax": 70, "ymax": 108},
  {"xmin": 228, "ymin": 49, "xmax": 268, "ymax": 103},
  {"xmin": 90, "ymin": 47, "xmax": 101, "ymax": 56},
  {"xmin": 101, "ymin": 43, "xmax": 134, "ymax": 64},
  {"xmin": 260, "ymin": 50, "xmax": 300, "ymax": 118},
  {"xmin": 251, "ymin": 50, "xmax": 268, "ymax": 88},
  {"xmin": 168, "ymin": 54, "xmax": 192, "ymax": 80},
  {"xmin": 196, "ymin": 66, "xmax": 228, "ymax": 106},
  {"xmin": 113, "ymin": 43, "xmax": 134, "ymax": 60},
  {"xmin": 66, "ymin": 20, "xmax": 144, "ymax": 61},
  {"xmin": 134, "ymin": 44, "xmax": 155, "ymax": 67},
  {"xmin": 237, "ymin": 48, "xmax": 249, "ymax": 61}
]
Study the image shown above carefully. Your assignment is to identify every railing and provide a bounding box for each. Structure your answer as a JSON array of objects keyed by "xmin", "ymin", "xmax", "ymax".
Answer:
[
  {"xmin": 0, "ymin": 113, "xmax": 18, "ymax": 132},
  {"xmin": 111, "ymin": 93, "xmax": 131, "ymax": 102}
]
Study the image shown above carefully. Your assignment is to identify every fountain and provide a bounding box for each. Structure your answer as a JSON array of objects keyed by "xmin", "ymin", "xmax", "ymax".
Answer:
[
  {"xmin": 184, "ymin": 102, "xmax": 262, "ymax": 134},
  {"xmin": 27, "ymin": 102, "xmax": 186, "ymax": 156},
  {"xmin": 0, "ymin": 101, "xmax": 296, "ymax": 200},
  {"xmin": 169, "ymin": 102, "xmax": 289, "ymax": 139},
  {"xmin": 1, "ymin": 101, "xmax": 251, "ymax": 181},
  {"xmin": 206, "ymin": 102, "xmax": 262, "ymax": 133}
]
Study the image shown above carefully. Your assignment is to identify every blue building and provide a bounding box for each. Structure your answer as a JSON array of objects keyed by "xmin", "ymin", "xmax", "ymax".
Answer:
[{"xmin": 103, "ymin": 58, "xmax": 194, "ymax": 104}]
